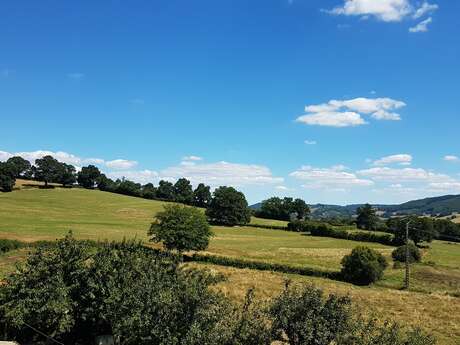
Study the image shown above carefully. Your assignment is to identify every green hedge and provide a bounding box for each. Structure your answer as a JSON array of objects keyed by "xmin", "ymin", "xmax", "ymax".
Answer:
[
  {"xmin": 0, "ymin": 239, "xmax": 24, "ymax": 254},
  {"xmin": 243, "ymin": 223, "xmax": 288, "ymax": 230},
  {"xmin": 308, "ymin": 224, "xmax": 396, "ymax": 246},
  {"xmin": 184, "ymin": 253, "xmax": 341, "ymax": 280}
]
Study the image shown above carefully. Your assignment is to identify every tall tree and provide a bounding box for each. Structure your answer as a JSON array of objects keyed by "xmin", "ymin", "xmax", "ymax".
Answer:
[
  {"xmin": 173, "ymin": 178, "xmax": 193, "ymax": 204},
  {"xmin": 193, "ymin": 183, "xmax": 212, "ymax": 208},
  {"xmin": 156, "ymin": 180, "xmax": 175, "ymax": 200},
  {"xmin": 77, "ymin": 165, "xmax": 101, "ymax": 189},
  {"xmin": 57, "ymin": 163, "xmax": 77, "ymax": 187},
  {"xmin": 6, "ymin": 156, "xmax": 31, "ymax": 178},
  {"xmin": 391, "ymin": 216, "xmax": 437, "ymax": 246},
  {"xmin": 34, "ymin": 155, "xmax": 62, "ymax": 187},
  {"xmin": 0, "ymin": 161, "xmax": 16, "ymax": 192},
  {"xmin": 141, "ymin": 183, "xmax": 157, "ymax": 199},
  {"xmin": 292, "ymin": 198, "xmax": 310, "ymax": 220},
  {"xmin": 205, "ymin": 186, "xmax": 251, "ymax": 226},
  {"xmin": 356, "ymin": 204, "xmax": 378, "ymax": 230}
]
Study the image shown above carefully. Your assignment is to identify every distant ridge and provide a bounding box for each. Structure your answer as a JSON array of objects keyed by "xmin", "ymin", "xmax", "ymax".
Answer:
[{"xmin": 250, "ymin": 194, "xmax": 460, "ymax": 219}]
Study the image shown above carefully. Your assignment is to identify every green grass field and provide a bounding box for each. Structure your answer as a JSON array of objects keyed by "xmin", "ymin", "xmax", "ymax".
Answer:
[{"xmin": 1, "ymin": 184, "xmax": 459, "ymax": 344}]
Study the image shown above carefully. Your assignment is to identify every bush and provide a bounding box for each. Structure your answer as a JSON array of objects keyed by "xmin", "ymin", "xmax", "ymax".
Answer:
[
  {"xmin": 269, "ymin": 283, "xmax": 352, "ymax": 345},
  {"xmin": 0, "ymin": 239, "xmax": 23, "ymax": 254},
  {"xmin": 341, "ymin": 247, "xmax": 388, "ymax": 285},
  {"xmin": 149, "ymin": 204, "xmax": 212, "ymax": 252},
  {"xmin": 309, "ymin": 224, "xmax": 395, "ymax": 246},
  {"xmin": 392, "ymin": 244, "xmax": 422, "ymax": 263}
]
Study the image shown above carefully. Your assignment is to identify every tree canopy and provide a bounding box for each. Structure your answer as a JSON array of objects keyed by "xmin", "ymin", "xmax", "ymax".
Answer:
[
  {"xmin": 149, "ymin": 204, "xmax": 212, "ymax": 252},
  {"xmin": 0, "ymin": 161, "xmax": 16, "ymax": 192},
  {"xmin": 77, "ymin": 165, "xmax": 101, "ymax": 189},
  {"xmin": 256, "ymin": 197, "xmax": 310, "ymax": 221},
  {"xmin": 6, "ymin": 156, "xmax": 31, "ymax": 178},
  {"xmin": 356, "ymin": 204, "xmax": 379, "ymax": 230},
  {"xmin": 205, "ymin": 186, "xmax": 251, "ymax": 226},
  {"xmin": 193, "ymin": 183, "xmax": 212, "ymax": 208},
  {"xmin": 34, "ymin": 155, "xmax": 62, "ymax": 187}
]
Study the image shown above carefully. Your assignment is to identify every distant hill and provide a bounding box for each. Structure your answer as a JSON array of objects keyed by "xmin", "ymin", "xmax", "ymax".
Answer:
[{"xmin": 250, "ymin": 194, "xmax": 460, "ymax": 219}]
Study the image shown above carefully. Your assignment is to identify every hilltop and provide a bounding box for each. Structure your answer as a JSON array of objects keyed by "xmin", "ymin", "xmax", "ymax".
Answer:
[{"xmin": 251, "ymin": 194, "xmax": 460, "ymax": 219}]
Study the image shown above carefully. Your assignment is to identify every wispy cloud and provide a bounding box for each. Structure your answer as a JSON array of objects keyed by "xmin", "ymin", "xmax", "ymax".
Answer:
[
  {"xmin": 413, "ymin": 2, "xmax": 438, "ymax": 19},
  {"xmin": 105, "ymin": 159, "xmax": 138, "ymax": 170},
  {"xmin": 304, "ymin": 140, "xmax": 317, "ymax": 145},
  {"xmin": 444, "ymin": 155, "xmax": 459, "ymax": 162},
  {"xmin": 409, "ymin": 17, "xmax": 432, "ymax": 33},
  {"xmin": 372, "ymin": 154, "xmax": 412, "ymax": 166}
]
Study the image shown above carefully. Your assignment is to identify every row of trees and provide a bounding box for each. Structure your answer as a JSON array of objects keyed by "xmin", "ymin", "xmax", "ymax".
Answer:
[
  {"xmin": 0, "ymin": 234, "xmax": 435, "ymax": 345},
  {"xmin": 255, "ymin": 196, "xmax": 310, "ymax": 221}
]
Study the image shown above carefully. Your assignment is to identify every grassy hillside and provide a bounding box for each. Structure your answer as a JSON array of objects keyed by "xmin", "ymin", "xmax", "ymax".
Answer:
[{"xmin": 1, "ymin": 184, "xmax": 460, "ymax": 344}]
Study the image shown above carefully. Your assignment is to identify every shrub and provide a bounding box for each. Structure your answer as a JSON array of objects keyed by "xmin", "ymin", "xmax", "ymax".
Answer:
[
  {"xmin": 269, "ymin": 283, "xmax": 352, "ymax": 345},
  {"xmin": 341, "ymin": 247, "xmax": 388, "ymax": 285},
  {"xmin": 149, "ymin": 204, "xmax": 212, "ymax": 252},
  {"xmin": 392, "ymin": 244, "xmax": 422, "ymax": 263},
  {"xmin": 0, "ymin": 239, "xmax": 23, "ymax": 253}
]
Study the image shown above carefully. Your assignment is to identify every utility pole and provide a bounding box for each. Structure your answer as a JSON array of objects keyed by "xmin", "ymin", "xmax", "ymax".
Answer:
[{"xmin": 404, "ymin": 220, "xmax": 411, "ymax": 290}]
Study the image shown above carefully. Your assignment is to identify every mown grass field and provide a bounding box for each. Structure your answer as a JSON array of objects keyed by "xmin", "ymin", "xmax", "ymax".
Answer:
[{"xmin": 0, "ymin": 182, "xmax": 459, "ymax": 344}]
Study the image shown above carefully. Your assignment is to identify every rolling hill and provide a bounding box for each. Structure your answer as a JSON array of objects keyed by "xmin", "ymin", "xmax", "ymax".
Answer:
[{"xmin": 251, "ymin": 194, "xmax": 460, "ymax": 219}]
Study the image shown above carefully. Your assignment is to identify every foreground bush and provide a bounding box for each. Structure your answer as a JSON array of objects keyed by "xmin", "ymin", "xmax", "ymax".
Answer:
[
  {"xmin": 269, "ymin": 283, "xmax": 352, "ymax": 345},
  {"xmin": 392, "ymin": 243, "xmax": 422, "ymax": 263},
  {"xmin": 148, "ymin": 204, "xmax": 212, "ymax": 252},
  {"xmin": 341, "ymin": 247, "xmax": 388, "ymax": 285},
  {"xmin": 0, "ymin": 235, "xmax": 436, "ymax": 345}
]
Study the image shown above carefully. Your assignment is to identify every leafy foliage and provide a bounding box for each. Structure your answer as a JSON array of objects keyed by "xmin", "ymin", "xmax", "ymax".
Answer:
[
  {"xmin": 255, "ymin": 197, "xmax": 310, "ymax": 221},
  {"xmin": 174, "ymin": 178, "xmax": 194, "ymax": 204},
  {"xmin": 206, "ymin": 186, "xmax": 251, "ymax": 226},
  {"xmin": 6, "ymin": 156, "xmax": 31, "ymax": 178},
  {"xmin": 34, "ymin": 155, "xmax": 63, "ymax": 187},
  {"xmin": 388, "ymin": 216, "xmax": 437, "ymax": 245},
  {"xmin": 341, "ymin": 247, "xmax": 388, "ymax": 285},
  {"xmin": 356, "ymin": 204, "xmax": 379, "ymax": 230},
  {"xmin": 0, "ymin": 161, "xmax": 16, "ymax": 192},
  {"xmin": 77, "ymin": 165, "xmax": 101, "ymax": 189},
  {"xmin": 269, "ymin": 283, "xmax": 352, "ymax": 345},
  {"xmin": 392, "ymin": 243, "xmax": 422, "ymax": 263},
  {"xmin": 149, "ymin": 204, "xmax": 212, "ymax": 252},
  {"xmin": 193, "ymin": 183, "xmax": 212, "ymax": 208}
]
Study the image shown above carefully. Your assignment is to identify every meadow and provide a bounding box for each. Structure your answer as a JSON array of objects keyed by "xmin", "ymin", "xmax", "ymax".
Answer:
[{"xmin": 0, "ymin": 182, "xmax": 459, "ymax": 344}]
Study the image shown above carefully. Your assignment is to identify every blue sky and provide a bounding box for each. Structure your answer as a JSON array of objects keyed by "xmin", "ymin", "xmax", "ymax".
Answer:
[{"xmin": 1, "ymin": 0, "xmax": 459, "ymax": 205}]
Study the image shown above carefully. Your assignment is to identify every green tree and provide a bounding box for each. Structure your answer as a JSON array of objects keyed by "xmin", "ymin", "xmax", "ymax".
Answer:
[
  {"xmin": 57, "ymin": 163, "xmax": 77, "ymax": 187},
  {"xmin": 193, "ymin": 183, "xmax": 212, "ymax": 208},
  {"xmin": 341, "ymin": 246, "xmax": 388, "ymax": 285},
  {"xmin": 34, "ymin": 155, "xmax": 62, "ymax": 187},
  {"xmin": 77, "ymin": 165, "xmax": 101, "ymax": 189},
  {"xmin": 116, "ymin": 179, "xmax": 141, "ymax": 197},
  {"xmin": 6, "ymin": 156, "xmax": 31, "ymax": 178},
  {"xmin": 96, "ymin": 173, "xmax": 116, "ymax": 192},
  {"xmin": 149, "ymin": 204, "xmax": 212, "ymax": 252},
  {"xmin": 141, "ymin": 183, "xmax": 157, "ymax": 199},
  {"xmin": 206, "ymin": 186, "xmax": 251, "ymax": 226},
  {"xmin": 269, "ymin": 283, "xmax": 352, "ymax": 345},
  {"xmin": 174, "ymin": 178, "xmax": 194, "ymax": 204},
  {"xmin": 156, "ymin": 180, "xmax": 175, "ymax": 200},
  {"xmin": 356, "ymin": 204, "xmax": 379, "ymax": 230},
  {"xmin": 292, "ymin": 198, "xmax": 310, "ymax": 220},
  {"xmin": 0, "ymin": 162, "xmax": 16, "ymax": 192},
  {"xmin": 390, "ymin": 216, "xmax": 437, "ymax": 246}
]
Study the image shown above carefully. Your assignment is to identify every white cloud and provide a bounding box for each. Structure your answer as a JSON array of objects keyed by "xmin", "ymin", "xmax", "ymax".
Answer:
[
  {"xmin": 67, "ymin": 73, "xmax": 85, "ymax": 80},
  {"xmin": 357, "ymin": 166, "xmax": 454, "ymax": 183},
  {"xmin": 182, "ymin": 155, "xmax": 203, "ymax": 161},
  {"xmin": 444, "ymin": 155, "xmax": 459, "ymax": 162},
  {"xmin": 413, "ymin": 2, "xmax": 438, "ymax": 19},
  {"xmin": 373, "ymin": 154, "xmax": 413, "ymax": 166},
  {"xmin": 297, "ymin": 111, "xmax": 367, "ymax": 127},
  {"xmin": 105, "ymin": 159, "xmax": 138, "ymax": 170},
  {"xmin": 304, "ymin": 140, "xmax": 317, "ymax": 145},
  {"xmin": 275, "ymin": 185, "xmax": 290, "ymax": 191},
  {"xmin": 106, "ymin": 170, "xmax": 159, "ymax": 185},
  {"xmin": 327, "ymin": 0, "xmax": 413, "ymax": 22},
  {"xmin": 160, "ymin": 161, "xmax": 283, "ymax": 187},
  {"xmin": 290, "ymin": 165, "xmax": 374, "ymax": 190},
  {"xmin": 428, "ymin": 182, "xmax": 460, "ymax": 193},
  {"xmin": 297, "ymin": 97, "xmax": 405, "ymax": 127},
  {"xmin": 409, "ymin": 17, "xmax": 432, "ymax": 32}
]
